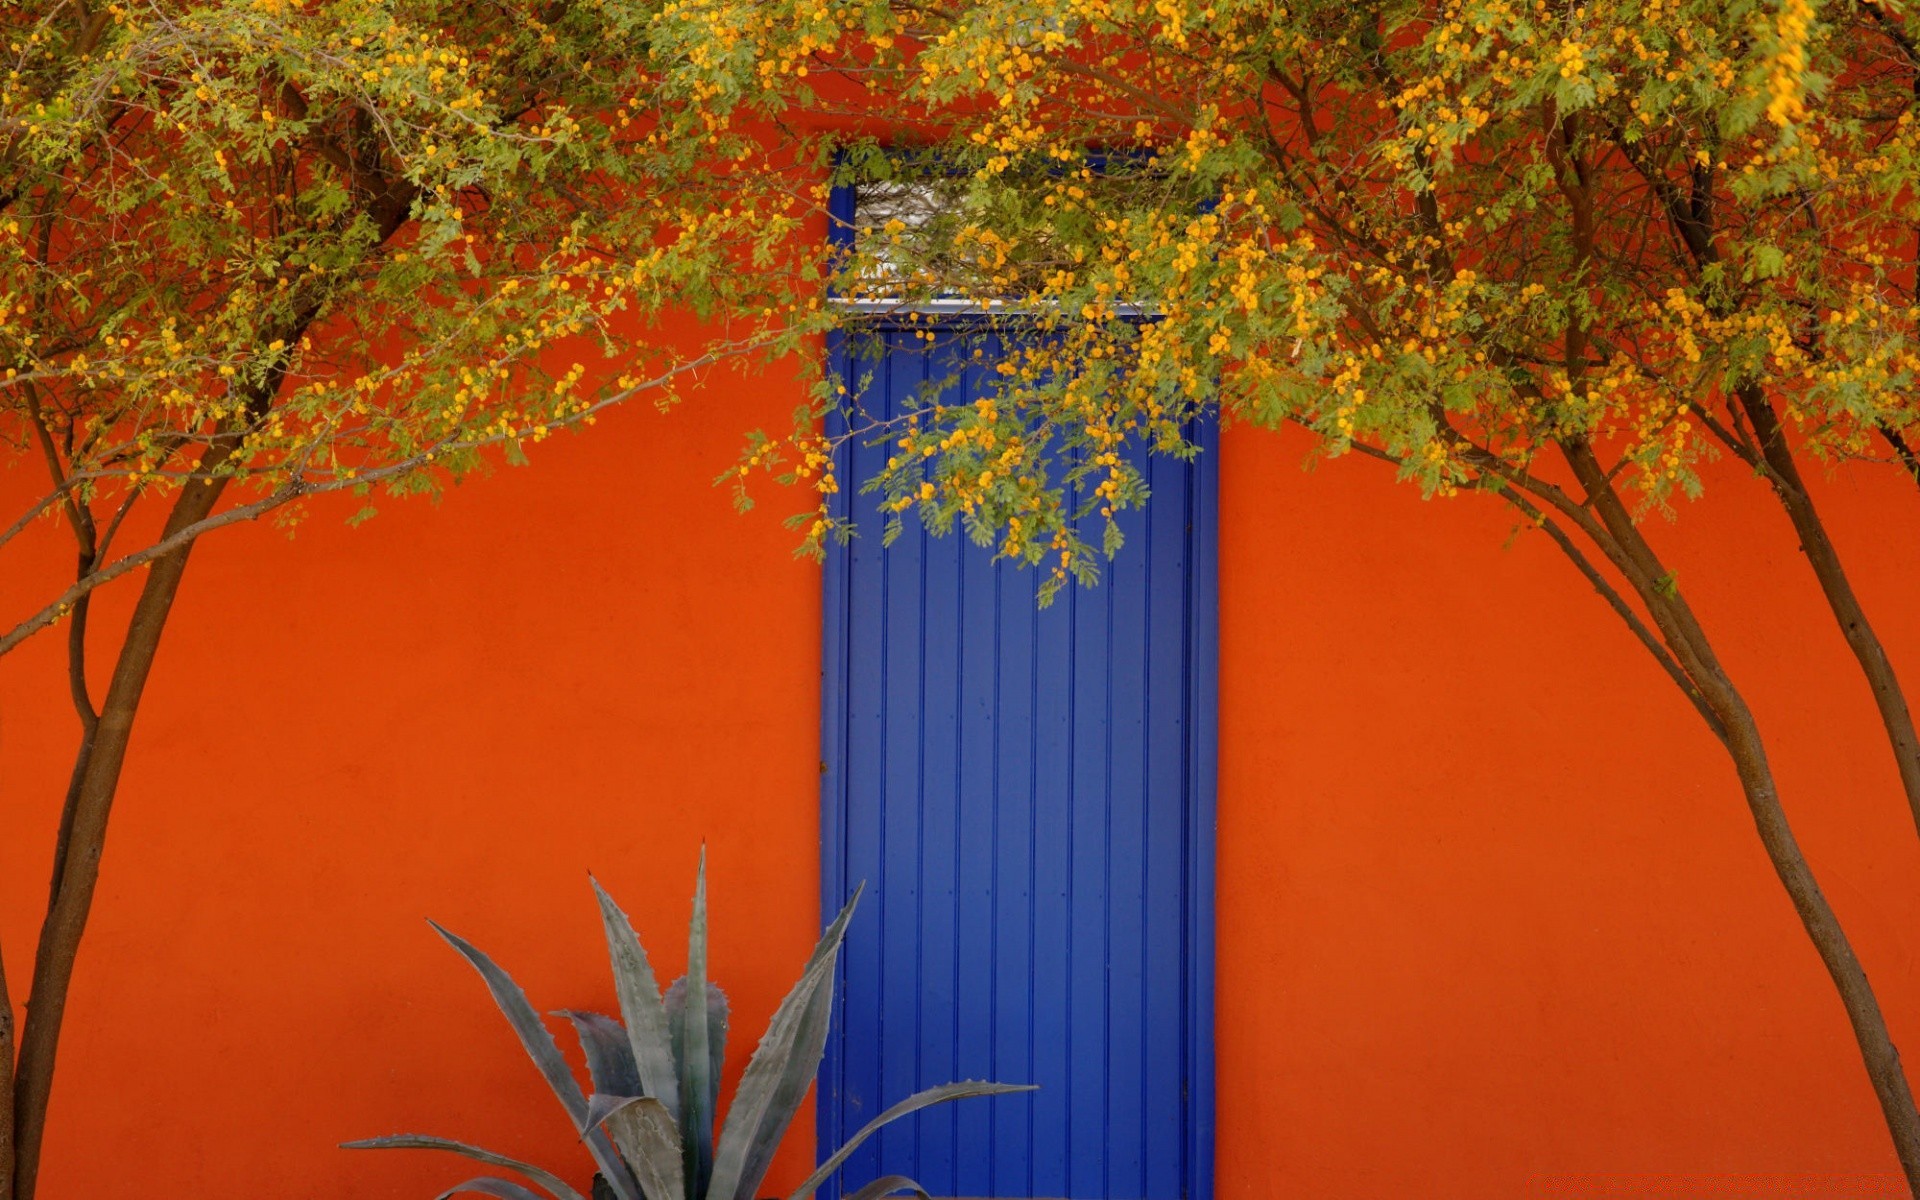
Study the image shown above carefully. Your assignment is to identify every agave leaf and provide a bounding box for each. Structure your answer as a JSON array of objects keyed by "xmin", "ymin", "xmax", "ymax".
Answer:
[
  {"xmin": 428, "ymin": 922, "xmax": 590, "ymax": 1124},
  {"xmin": 436, "ymin": 1179, "xmax": 555, "ymax": 1200},
  {"xmin": 558, "ymin": 1010, "xmax": 642, "ymax": 1099},
  {"xmin": 706, "ymin": 886, "xmax": 862, "ymax": 1200},
  {"xmin": 592, "ymin": 878, "xmax": 683, "ymax": 1125},
  {"xmin": 427, "ymin": 922, "xmax": 643, "ymax": 1200},
  {"xmin": 844, "ymin": 1176, "xmax": 930, "ymax": 1200},
  {"xmin": 583, "ymin": 1091, "xmax": 640, "ymax": 1136},
  {"xmin": 718, "ymin": 963, "xmax": 831, "ymax": 1200},
  {"xmin": 785, "ymin": 1082, "xmax": 1039, "ymax": 1200},
  {"xmin": 340, "ymin": 1133, "xmax": 586, "ymax": 1200},
  {"xmin": 680, "ymin": 850, "xmax": 716, "ymax": 1199},
  {"xmin": 590, "ymin": 1094, "xmax": 685, "ymax": 1200},
  {"xmin": 665, "ymin": 977, "xmax": 728, "ymax": 1142}
]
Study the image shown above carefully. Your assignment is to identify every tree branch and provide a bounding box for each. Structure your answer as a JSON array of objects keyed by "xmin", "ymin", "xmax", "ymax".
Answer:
[
  {"xmin": 1734, "ymin": 384, "xmax": 1920, "ymax": 842},
  {"xmin": 0, "ymin": 348, "xmax": 744, "ymax": 659},
  {"xmin": 1, "ymin": 927, "xmax": 12, "ymax": 1200},
  {"xmin": 1556, "ymin": 432, "xmax": 1920, "ymax": 1191},
  {"xmin": 0, "ymin": 487, "xmax": 76, "ymax": 557},
  {"xmin": 1337, "ymin": 429, "xmax": 1727, "ymax": 741},
  {"xmin": 1883, "ymin": 422, "xmax": 1920, "ymax": 493},
  {"xmin": 1504, "ymin": 487, "xmax": 1728, "ymax": 743}
]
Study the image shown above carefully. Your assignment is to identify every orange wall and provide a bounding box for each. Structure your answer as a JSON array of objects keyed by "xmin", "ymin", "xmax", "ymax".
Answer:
[
  {"xmin": 1216, "ymin": 430, "xmax": 1920, "ymax": 1197},
  {"xmin": 3, "ymin": 378, "xmax": 1920, "ymax": 1197}
]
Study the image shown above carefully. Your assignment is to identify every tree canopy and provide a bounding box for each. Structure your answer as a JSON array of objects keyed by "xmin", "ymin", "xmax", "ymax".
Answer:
[
  {"xmin": 0, "ymin": 0, "xmax": 821, "ymax": 652},
  {"xmin": 681, "ymin": 0, "xmax": 1920, "ymax": 582}
]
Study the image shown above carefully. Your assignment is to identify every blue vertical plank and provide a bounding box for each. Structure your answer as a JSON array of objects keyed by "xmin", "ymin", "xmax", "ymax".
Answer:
[
  {"xmin": 889, "ymin": 333, "xmax": 925, "ymax": 1184},
  {"xmin": 1142, "ymin": 443, "xmax": 1192, "ymax": 1199},
  {"xmin": 1105, "ymin": 487, "xmax": 1150, "ymax": 1199},
  {"xmin": 841, "ymin": 331, "xmax": 896, "ymax": 1188},
  {"xmin": 913, "ymin": 335, "xmax": 964, "ymax": 1194},
  {"xmin": 1027, "ymin": 504, "xmax": 1075, "ymax": 1198},
  {"xmin": 953, "ymin": 335, "xmax": 1004, "ymax": 1198},
  {"xmin": 1185, "ymin": 416, "xmax": 1222, "ymax": 1200},
  {"xmin": 1065, "ymin": 497, "xmax": 1111, "ymax": 1196},
  {"xmin": 829, "ymin": 328, "xmax": 887, "ymax": 1191},
  {"xmin": 989, "ymin": 532, "xmax": 1039, "ymax": 1197}
]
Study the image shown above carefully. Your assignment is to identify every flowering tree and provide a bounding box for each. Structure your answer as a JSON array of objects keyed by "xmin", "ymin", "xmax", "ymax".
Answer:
[
  {"xmin": 0, "ymin": 2, "xmax": 820, "ymax": 1196},
  {"xmin": 667, "ymin": 0, "xmax": 1920, "ymax": 1189}
]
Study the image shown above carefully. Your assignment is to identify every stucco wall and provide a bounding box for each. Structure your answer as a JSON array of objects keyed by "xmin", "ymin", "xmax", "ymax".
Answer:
[
  {"xmin": 1216, "ymin": 429, "xmax": 1920, "ymax": 1197},
  {"xmin": 2, "ymin": 376, "xmax": 1917, "ymax": 1196}
]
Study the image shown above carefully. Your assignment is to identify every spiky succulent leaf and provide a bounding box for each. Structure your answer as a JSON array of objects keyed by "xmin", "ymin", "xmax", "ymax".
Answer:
[
  {"xmin": 592, "ymin": 878, "xmax": 683, "ymax": 1125},
  {"xmin": 590, "ymin": 1095, "xmax": 686, "ymax": 1200},
  {"xmin": 679, "ymin": 850, "xmax": 716, "ymax": 1199},
  {"xmin": 706, "ymin": 886, "xmax": 862, "ymax": 1200},
  {"xmin": 558, "ymin": 1010, "xmax": 642, "ymax": 1099},
  {"xmin": 436, "ymin": 1179, "xmax": 554, "ymax": 1200},
  {"xmin": 584, "ymin": 1092, "xmax": 640, "ymax": 1134},
  {"xmin": 427, "ymin": 922, "xmax": 642, "ymax": 1200},
  {"xmin": 340, "ymin": 1134, "xmax": 586, "ymax": 1200},
  {"xmin": 844, "ymin": 1177, "xmax": 930, "ymax": 1200},
  {"xmin": 785, "ymin": 1082, "xmax": 1039, "ymax": 1200},
  {"xmin": 665, "ymin": 976, "xmax": 728, "ymax": 1144}
]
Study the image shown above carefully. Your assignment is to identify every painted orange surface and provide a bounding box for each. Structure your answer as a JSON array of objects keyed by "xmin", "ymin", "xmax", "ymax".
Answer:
[
  {"xmin": 1215, "ymin": 428, "xmax": 1920, "ymax": 1198},
  {"xmin": 3, "ymin": 367, "xmax": 1919, "ymax": 1198}
]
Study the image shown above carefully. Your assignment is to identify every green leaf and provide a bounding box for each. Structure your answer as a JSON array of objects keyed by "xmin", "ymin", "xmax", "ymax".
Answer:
[
  {"xmin": 340, "ymin": 1134, "xmax": 585, "ymax": 1200},
  {"xmin": 665, "ymin": 977, "xmax": 728, "ymax": 1143},
  {"xmin": 437, "ymin": 1179, "xmax": 555, "ymax": 1200},
  {"xmin": 427, "ymin": 922, "xmax": 642, "ymax": 1200},
  {"xmin": 558, "ymin": 1010, "xmax": 642, "ymax": 1099},
  {"xmin": 592, "ymin": 879, "xmax": 684, "ymax": 1124},
  {"xmin": 679, "ymin": 850, "xmax": 716, "ymax": 1199},
  {"xmin": 706, "ymin": 886, "xmax": 863, "ymax": 1200},
  {"xmin": 785, "ymin": 1082, "xmax": 1039, "ymax": 1200},
  {"xmin": 844, "ymin": 1177, "xmax": 930, "ymax": 1200},
  {"xmin": 592, "ymin": 1095, "xmax": 685, "ymax": 1200}
]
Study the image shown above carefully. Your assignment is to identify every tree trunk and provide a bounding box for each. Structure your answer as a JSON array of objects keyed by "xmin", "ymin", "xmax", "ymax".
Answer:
[
  {"xmin": 1, "ymin": 932, "xmax": 14, "ymax": 1200},
  {"xmin": 1720, "ymin": 707, "xmax": 1920, "ymax": 1192},
  {"xmin": 8, "ymin": 454, "xmax": 232, "ymax": 1200},
  {"xmin": 1554, "ymin": 439, "xmax": 1920, "ymax": 1193},
  {"xmin": 1737, "ymin": 391, "xmax": 1920, "ymax": 843}
]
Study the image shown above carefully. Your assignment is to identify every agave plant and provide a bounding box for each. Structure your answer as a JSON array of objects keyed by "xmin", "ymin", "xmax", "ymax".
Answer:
[{"xmin": 346, "ymin": 853, "xmax": 1030, "ymax": 1200}]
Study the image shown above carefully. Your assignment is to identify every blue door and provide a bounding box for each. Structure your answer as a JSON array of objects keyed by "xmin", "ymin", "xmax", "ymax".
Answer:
[{"xmin": 819, "ymin": 325, "xmax": 1217, "ymax": 1200}]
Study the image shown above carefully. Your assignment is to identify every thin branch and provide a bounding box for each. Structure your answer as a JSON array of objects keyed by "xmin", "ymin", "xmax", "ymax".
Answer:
[
  {"xmin": 21, "ymin": 385, "xmax": 100, "ymax": 726},
  {"xmin": 1861, "ymin": 0, "xmax": 1920, "ymax": 70},
  {"xmin": 1336, "ymin": 427, "xmax": 1726, "ymax": 740},
  {"xmin": 1504, "ymin": 488, "xmax": 1728, "ymax": 743},
  {"xmin": 1884, "ymin": 422, "xmax": 1920, "ymax": 492},
  {"xmin": 0, "ymin": 347, "xmax": 749, "ymax": 658},
  {"xmin": 0, "ymin": 485, "xmax": 77, "ymax": 556},
  {"xmin": 92, "ymin": 485, "xmax": 142, "ymax": 562},
  {"xmin": 21, "ymin": 386, "xmax": 94, "ymax": 558},
  {"xmin": 1693, "ymin": 402, "xmax": 1761, "ymax": 466},
  {"xmin": 1735, "ymin": 384, "xmax": 1920, "ymax": 841}
]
